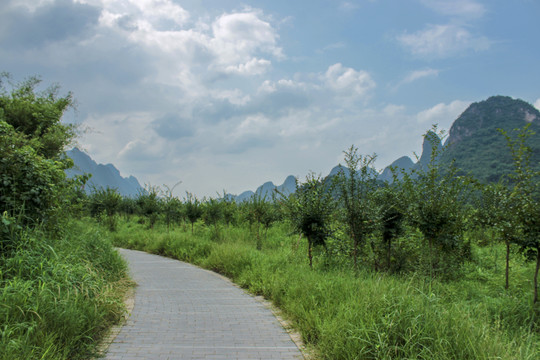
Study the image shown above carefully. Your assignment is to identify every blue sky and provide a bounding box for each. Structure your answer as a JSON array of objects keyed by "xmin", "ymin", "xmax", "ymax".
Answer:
[{"xmin": 1, "ymin": 0, "xmax": 539, "ymax": 197}]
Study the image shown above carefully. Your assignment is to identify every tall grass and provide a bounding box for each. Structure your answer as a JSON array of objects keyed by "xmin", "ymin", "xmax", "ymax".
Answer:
[
  {"xmin": 0, "ymin": 221, "xmax": 129, "ymax": 360},
  {"xmin": 111, "ymin": 217, "xmax": 539, "ymax": 359}
]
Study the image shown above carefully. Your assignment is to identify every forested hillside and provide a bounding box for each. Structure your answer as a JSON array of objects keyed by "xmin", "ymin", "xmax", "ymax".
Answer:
[{"xmin": 441, "ymin": 96, "xmax": 540, "ymax": 182}]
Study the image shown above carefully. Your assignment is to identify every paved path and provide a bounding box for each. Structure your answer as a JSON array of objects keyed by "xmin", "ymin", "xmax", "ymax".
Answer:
[{"xmin": 105, "ymin": 248, "xmax": 303, "ymax": 360}]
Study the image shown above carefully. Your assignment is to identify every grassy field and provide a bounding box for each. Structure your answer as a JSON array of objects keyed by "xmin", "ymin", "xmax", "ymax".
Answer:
[
  {"xmin": 110, "ymin": 216, "xmax": 539, "ymax": 360},
  {"xmin": 0, "ymin": 220, "xmax": 130, "ymax": 360}
]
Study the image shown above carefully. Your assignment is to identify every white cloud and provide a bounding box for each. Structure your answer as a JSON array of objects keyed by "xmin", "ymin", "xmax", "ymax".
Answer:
[
  {"xmin": 236, "ymin": 114, "xmax": 271, "ymax": 137},
  {"xmin": 324, "ymin": 63, "xmax": 376, "ymax": 98},
  {"xmin": 420, "ymin": 0, "xmax": 486, "ymax": 19},
  {"xmin": 211, "ymin": 89, "xmax": 251, "ymax": 106},
  {"xmin": 398, "ymin": 23, "xmax": 491, "ymax": 58},
  {"xmin": 93, "ymin": 3, "xmax": 282, "ymax": 80},
  {"xmin": 210, "ymin": 10, "xmax": 283, "ymax": 71},
  {"xmin": 393, "ymin": 68, "xmax": 439, "ymax": 90},
  {"xmin": 225, "ymin": 58, "xmax": 271, "ymax": 75},
  {"xmin": 534, "ymin": 98, "xmax": 540, "ymax": 111},
  {"xmin": 417, "ymin": 100, "xmax": 471, "ymax": 126},
  {"xmin": 404, "ymin": 68, "xmax": 439, "ymax": 83}
]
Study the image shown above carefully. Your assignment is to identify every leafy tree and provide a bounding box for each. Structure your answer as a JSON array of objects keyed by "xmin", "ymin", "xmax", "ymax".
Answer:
[
  {"xmin": 374, "ymin": 184, "xmax": 406, "ymax": 272},
  {"xmin": 87, "ymin": 187, "xmax": 122, "ymax": 231},
  {"xmin": 184, "ymin": 192, "xmax": 203, "ymax": 234},
  {"xmin": 475, "ymin": 181, "xmax": 520, "ymax": 289},
  {"xmin": 203, "ymin": 198, "xmax": 223, "ymax": 240},
  {"xmin": 118, "ymin": 196, "xmax": 139, "ymax": 219},
  {"xmin": 0, "ymin": 73, "xmax": 75, "ymax": 159},
  {"xmin": 162, "ymin": 182, "xmax": 183, "ymax": 231},
  {"xmin": 334, "ymin": 146, "xmax": 379, "ymax": 270},
  {"xmin": 501, "ymin": 124, "xmax": 540, "ymax": 303},
  {"xmin": 219, "ymin": 192, "xmax": 238, "ymax": 227},
  {"xmin": 0, "ymin": 74, "xmax": 75, "ymax": 236},
  {"xmin": 403, "ymin": 129, "xmax": 471, "ymax": 278},
  {"xmin": 137, "ymin": 184, "xmax": 162, "ymax": 229},
  {"xmin": 244, "ymin": 193, "xmax": 278, "ymax": 250},
  {"xmin": 281, "ymin": 173, "xmax": 336, "ymax": 268}
]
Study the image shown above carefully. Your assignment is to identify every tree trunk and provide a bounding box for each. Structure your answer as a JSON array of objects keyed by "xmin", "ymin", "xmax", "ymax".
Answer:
[
  {"xmin": 256, "ymin": 225, "xmax": 261, "ymax": 250},
  {"xmin": 534, "ymin": 249, "xmax": 540, "ymax": 304},
  {"xmin": 505, "ymin": 241, "xmax": 510, "ymax": 290}
]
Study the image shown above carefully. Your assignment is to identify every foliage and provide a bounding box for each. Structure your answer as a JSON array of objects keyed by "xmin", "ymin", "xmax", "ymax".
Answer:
[
  {"xmin": 87, "ymin": 187, "xmax": 122, "ymax": 231},
  {"xmin": 0, "ymin": 73, "xmax": 75, "ymax": 159},
  {"xmin": 281, "ymin": 173, "xmax": 336, "ymax": 268},
  {"xmin": 243, "ymin": 193, "xmax": 278, "ymax": 250},
  {"xmin": 0, "ymin": 220, "xmax": 128, "ymax": 360},
  {"xmin": 161, "ymin": 182, "xmax": 183, "ymax": 231},
  {"xmin": 334, "ymin": 146, "xmax": 379, "ymax": 270},
  {"xmin": 0, "ymin": 74, "xmax": 75, "ymax": 241},
  {"xmin": 475, "ymin": 181, "xmax": 520, "ymax": 289},
  {"xmin": 203, "ymin": 198, "xmax": 224, "ymax": 240},
  {"xmin": 184, "ymin": 192, "xmax": 203, "ymax": 234},
  {"xmin": 402, "ymin": 129, "xmax": 472, "ymax": 278},
  {"xmin": 501, "ymin": 124, "xmax": 540, "ymax": 303},
  {"xmin": 136, "ymin": 184, "xmax": 161, "ymax": 228},
  {"xmin": 0, "ymin": 123, "xmax": 67, "ymax": 229},
  {"xmin": 373, "ymin": 184, "xmax": 406, "ymax": 272}
]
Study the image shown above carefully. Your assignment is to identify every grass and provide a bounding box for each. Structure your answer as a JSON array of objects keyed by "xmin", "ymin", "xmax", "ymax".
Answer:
[
  {"xmin": 0, "ymin": 220, "xmax": 130, "ymax": 360},
  {"xmin": 110, "ymin": 216, "xmax": 539, "ymax": 360}
]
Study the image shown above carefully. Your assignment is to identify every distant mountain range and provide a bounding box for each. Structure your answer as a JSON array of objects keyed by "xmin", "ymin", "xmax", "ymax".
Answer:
[
  {"xmin": 66, "ymin": 96, "xmax": 540, "ymax": 200},
  {"xmin": 230, "ymin": 95, "xmax": 540, "ymax": 200},
  {"xmin": 65, "ymin": 148, "xmax": 142, "ymax": 197},
  {"xmin": 233, "ymin": 175, "xmax": 296, "ymax": 202}
]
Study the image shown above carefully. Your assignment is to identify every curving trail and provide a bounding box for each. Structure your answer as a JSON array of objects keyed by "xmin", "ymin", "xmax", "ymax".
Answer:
[{"xmin": 105, "ymin": 248, "xmax": 303, "ymax": 360}]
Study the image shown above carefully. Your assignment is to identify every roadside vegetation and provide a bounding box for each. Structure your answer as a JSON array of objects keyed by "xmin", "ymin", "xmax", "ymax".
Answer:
[{"xmin": 0, "ymin": 74, "xmax": 129, "ymax": 360}]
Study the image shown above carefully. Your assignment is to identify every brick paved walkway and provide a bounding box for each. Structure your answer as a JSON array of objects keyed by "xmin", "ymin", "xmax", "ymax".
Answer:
[{"xmin": 105, "ymin": 248, "xmax": 304, "ymax": 360}]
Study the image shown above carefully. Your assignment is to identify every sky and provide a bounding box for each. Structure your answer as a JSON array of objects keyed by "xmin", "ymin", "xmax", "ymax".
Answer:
[{"xmin": 1, "ymin": 0, "xmax": 539, "ymax": 197}]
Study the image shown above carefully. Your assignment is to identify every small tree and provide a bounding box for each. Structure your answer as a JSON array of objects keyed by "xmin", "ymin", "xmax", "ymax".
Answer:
[
  {"xmin": 334, "ymin": 146, "xmax": 379, "ymax": 271},
  {"xmin": 244, "ymin": 193, "xmax": 277, "ymax": 250},
  {"xmin": 280, "ymin": 173, "xmax": 335, "ymax": 268},
  {"xmin": 403, "ymin": 128, "xmax": 470, "ymax": 278},
  {"xmin": 162, "ymin": 182, "xmax": 183, "ymax": 231},
  {"xmin": 203, "ymin": 198, "xmax": 223, "ymax": 240},
  {"xmin": 219, "ymin": 191, "xmax": 238, "ymax": 227},
  {"xmin": 137, "ymin": 184, "xmax": 161, "ymax": 229},
  {"xmin": 88, "ymin": 187, "xmax": 122, "ymax": 231},
  {"xmin": 475, "ymin": 181, "xmax": 520, "ymax": 289},
  {"xmin": 374, "ymin": 184, "xmax": 406, "ymax": 272},
  {"xmin": 501, "ymin": 124, "xmax": 540, "ymax": 303},
  {"xmin": 184, "ymin": 192, "xmax": 203, "ymax": 234}
]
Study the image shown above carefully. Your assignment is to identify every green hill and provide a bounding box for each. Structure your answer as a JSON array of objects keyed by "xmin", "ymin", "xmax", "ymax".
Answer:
[{"xmin": 441, "ymin": 96, "xmax": 540, "ymax": 183}]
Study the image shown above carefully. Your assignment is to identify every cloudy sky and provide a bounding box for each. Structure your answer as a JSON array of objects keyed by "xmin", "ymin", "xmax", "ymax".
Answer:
[{"xmin": 1, "ymin": 0, "xmax": 539, "ymax": 197}]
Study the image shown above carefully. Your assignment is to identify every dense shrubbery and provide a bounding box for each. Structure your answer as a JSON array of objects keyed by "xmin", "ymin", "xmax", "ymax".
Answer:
[{"xmin": 1, "ymin": 75, "xmax": 129, "ymax": 359}]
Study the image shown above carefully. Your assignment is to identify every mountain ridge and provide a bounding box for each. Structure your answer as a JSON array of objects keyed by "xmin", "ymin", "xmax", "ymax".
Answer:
[
  {"xmin": 231, "ymin": 95, "xmax": 539, "ymax": 198},
  {"xmin": 65, "ymin": 148, "xmax": 143, "ymax": 197}
]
